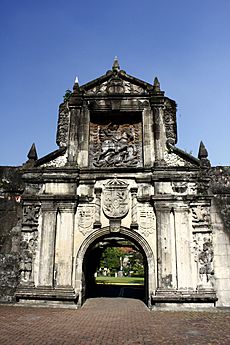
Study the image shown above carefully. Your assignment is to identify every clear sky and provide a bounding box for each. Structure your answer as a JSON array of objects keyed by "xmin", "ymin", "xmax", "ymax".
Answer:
[{"xmin": 0, "ymin": 0, "xmax": 229, "ymax": 166}]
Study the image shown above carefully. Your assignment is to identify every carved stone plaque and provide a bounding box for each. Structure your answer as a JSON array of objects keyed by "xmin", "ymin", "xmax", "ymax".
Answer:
[
  {"xmin": 191, "ymin": 205, "xmax": 210, "ymax": 225},
  {"xmin": 77, "ymin": 205, "xmax": 95, "ymax": 235},
  {"xmin": 89, "ymin": 120, "xmax": 142, "ymax": 168},
  {"xmin": 103, "ymin": 179, "xmax": 129, "ymax": 219},
  {"xmin": 193, "ymin": 232, "xmax": 214, "ymax": 288},
  {"xmin": 23, "ymin": 205, "xmax": 40, "ymax": 225},
  {"xmin": 138, "ymin": 203, "xmax": 155, "ymax": 237}
]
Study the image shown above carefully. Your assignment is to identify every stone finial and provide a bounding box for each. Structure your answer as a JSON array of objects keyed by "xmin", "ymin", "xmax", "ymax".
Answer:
[
  {"xmin": 198, "ymin": 141, "xmax": 208, "ymax": 160},
  {"xmin": 153, "ymin": 77, "xmax": 161, "ymax": 92},
  {"xmin": 112, "ymin": 56, "xmax": 120, "ymax": 72},
  {"xmin": 73, "ymin": 75, "xmax": 80, "ymax": 92},
  {"xmin": 27, "ymin": 143, "xmax": 38, "ymax": 161}
]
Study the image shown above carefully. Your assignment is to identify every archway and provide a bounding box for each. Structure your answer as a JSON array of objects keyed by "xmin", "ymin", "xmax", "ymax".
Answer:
[{"xmin": 75, "ymin": 227, "xmax": 156, "ymax": 307}]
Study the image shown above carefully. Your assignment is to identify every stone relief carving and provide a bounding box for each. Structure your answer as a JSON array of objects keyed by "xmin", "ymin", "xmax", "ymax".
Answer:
[
  {"xmin": 41, "ymin": 152, "xmax": 67, "ymax": 168},
  {"xmin": 103, "ymin": 179, "xmax": 129, "ymax": 219},
  {"xmin": 86, "ymin": 78, "xmax": 147, "ymax": 96},
  {"xmin": 90, "ymin": 122, "xmax": 142, "ymax": 167},
  {"xmin": 20, "ymin": 204, "xmax": 40, "ymax": 285},
  {"xmin": 164, "ymin": 151, "xmax": 194, "ymax": 167},
  {"xmin": 188, "ymin": 183, "xmax": 197, "ymax": 195},
  {"xmin": 20, "ymin": 231, "xmax": 38, "ymax": 284},
  {"xmin": 23, "ymin": 205, "xmax": 40, "ymax": 224},
  {"xmin": 56, "ymin": 103, "xmax": 70, "ymax": 147},
  {"xmin": 172, "ymin": 182, "xmax": 187, "ymax": 194},
  {"xmin": 172, "ymin": 182, "xmax": 197, "ymax": 195},
  {"xmin": 163, "ymin": 100, "xmax": 177, "ymax": 145},
  {"xmin": 193, "ymin": 233, "xmax": 214, "ymax": 287},
  {"xmin": 191, "ymin": 205, "xmax": 210, "ymax": 225},
  {"xmin": 137, "ymin": 203, "xmax": 155, "ymax": 237},
  {"xmin": 77, "ymin": 205, "xmax": 95, "ymax": 235}
]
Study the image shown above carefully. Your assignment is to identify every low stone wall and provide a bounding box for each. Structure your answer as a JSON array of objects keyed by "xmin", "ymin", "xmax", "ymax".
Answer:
[
  {"xmin": 0, "ymin": 254, "xmax": 20, "ymax": 302},
  {"xmin": 0, "ymin": 167, "xmax": 23, "ymax": 302}
]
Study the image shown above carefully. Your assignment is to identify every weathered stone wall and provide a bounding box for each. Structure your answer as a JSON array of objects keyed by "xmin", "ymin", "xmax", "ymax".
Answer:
[
  {"xmin": 210, "ymin": 167, "xmax": 230, "ymax": 232},
  {"xmin": 210, "ymin": 167, "xmax": 230, "ymax": 306},
  {"xmin": 0, "ymin": 167, "xmax": 23, "ymax": 302}
]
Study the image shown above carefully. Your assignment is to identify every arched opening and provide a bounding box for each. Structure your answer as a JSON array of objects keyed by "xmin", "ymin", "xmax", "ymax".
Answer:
[{"xmin": 75, "ymin": 227, "xmax": 155, "ymax": 307}]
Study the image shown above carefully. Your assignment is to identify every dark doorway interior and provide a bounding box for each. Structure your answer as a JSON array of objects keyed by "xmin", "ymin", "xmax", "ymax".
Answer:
[{"xmin": 82, "ymin": 234, "xmax": 148, "ymax": 304}]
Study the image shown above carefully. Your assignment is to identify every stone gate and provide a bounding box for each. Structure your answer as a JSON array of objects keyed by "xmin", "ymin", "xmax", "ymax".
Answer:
[{"xmin": 1, "ymin": 59, "xmax": 230, "ymax": 307}]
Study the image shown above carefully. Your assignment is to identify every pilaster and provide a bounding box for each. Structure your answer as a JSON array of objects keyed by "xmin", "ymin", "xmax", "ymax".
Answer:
[
  {"xmin": 38, "ymin": 202, "xmax": 57, "ymax": 287},
  {"xmin": 93, "ymin": 187, "xmax": 102, "ymax": 228},
  {"xmin": 155, "ymin": 203, "xmax": 175, "ymax": 290},
  {"xmin": 174, "ymin": 204, "xmax": 193, "ymax": 290},
  {"xmin": 130, "ymin": 187, "xmax": 138, "ymax": 230},
  {"xmin": 142, "ymin": 107, "xmax": 155, "ymax": 167},
  {"xmin": 55, "ymin": 203, "xmax": 75, "ymax": 287}
]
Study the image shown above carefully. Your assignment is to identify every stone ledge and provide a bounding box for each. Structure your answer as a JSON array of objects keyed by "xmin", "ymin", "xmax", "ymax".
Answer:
[
  {"xmin": 15, "ymin": 286, "xmax": 78, "ymax": 303},
  {"xmin": 151, "ymin": 290, "xmax": 217, "ymax": 304}
]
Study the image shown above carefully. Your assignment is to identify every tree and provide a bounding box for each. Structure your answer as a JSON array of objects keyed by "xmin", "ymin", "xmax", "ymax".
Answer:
[{"xmin": 99, "ymin": 247, "xmax": 123, "ymax": 273}]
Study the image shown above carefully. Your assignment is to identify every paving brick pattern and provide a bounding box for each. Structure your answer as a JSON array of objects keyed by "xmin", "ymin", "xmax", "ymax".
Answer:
[{"xmin": 0, "ymin": 298, "xmax": 230, "ymax": 345}]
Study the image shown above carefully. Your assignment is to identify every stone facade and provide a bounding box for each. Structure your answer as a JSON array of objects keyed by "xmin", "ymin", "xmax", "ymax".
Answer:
[{"xmin": 1, "ymin": 60, "xmax": 230, "ymax": 308}]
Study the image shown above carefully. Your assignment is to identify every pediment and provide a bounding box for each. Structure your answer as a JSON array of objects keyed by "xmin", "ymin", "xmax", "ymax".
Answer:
[
  {"xmin": 164, "ymin": 144, "xmax": 200, "ymax": 168},
  {"xmin": 34, "ymin": 147, "xmax": 67, "ymax": 168},
  {"xmin": 81, "ymin": 70, "xmax": 152, "ymax": 96}
]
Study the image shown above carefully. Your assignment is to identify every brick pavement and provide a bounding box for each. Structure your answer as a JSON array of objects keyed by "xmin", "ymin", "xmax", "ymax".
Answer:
[{"xmin": 0, "ymin": 298, "xmax": 230, "ymax": 345}]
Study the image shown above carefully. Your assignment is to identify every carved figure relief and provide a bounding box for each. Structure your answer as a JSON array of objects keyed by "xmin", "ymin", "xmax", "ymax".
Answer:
[
  {"xmin": 90, "ymin": 121, "xmax": 142, "ymax": 168},
  {"xmin": 103, "ymin": 179, "xmax": 129, "ymax": 219},
  {"xmin": 20, "ymin": 231, "xmax": 38, "ymax": 284},
  {"xmin": 138, "ymin": 203, "xmax": 155, "ymax": 237},
  {"xmin": 193, "ymin": 233, "xmax": 214, "ymax": 287},
  {"xmin": 77, "ymin": 205, "xmax": 95, "ymax": 235},
  {"xmin": 191, "ymin": 205, "xmax": 210, "ymax": 225}
]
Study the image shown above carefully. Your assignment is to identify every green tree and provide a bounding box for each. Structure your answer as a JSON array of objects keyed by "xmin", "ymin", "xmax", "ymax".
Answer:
[{"xmin": 99, "ymin": 247, "xmax": 123, "ymax": 273}]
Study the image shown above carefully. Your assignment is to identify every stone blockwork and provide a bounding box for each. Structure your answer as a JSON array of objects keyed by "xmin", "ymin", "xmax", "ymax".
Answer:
[
  {"xmin": 0, "ymin": 167, "xmax": 23, "ymax": 301},
  {"xmin": 210, "ymin": 167, "xmax": 230, "ymax": 306}
]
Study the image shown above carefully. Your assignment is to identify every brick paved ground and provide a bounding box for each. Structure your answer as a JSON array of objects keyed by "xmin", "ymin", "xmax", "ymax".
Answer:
[{"xmin": 0, "ymin": 298, "xmax": 230, "ymax": 345}]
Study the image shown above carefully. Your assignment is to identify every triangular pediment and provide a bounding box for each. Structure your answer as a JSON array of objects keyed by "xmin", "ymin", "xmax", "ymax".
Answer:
[
  {"xmin": 164, "ymin": 144, "xmax": 200, "ymax": 168},
  {"xmin": 34, "ymin": 147, "xmax": 67, "ymax": 168},
  {"xmin": 81, "ymin": 70, "xmax": 152, "ymax": 96}
]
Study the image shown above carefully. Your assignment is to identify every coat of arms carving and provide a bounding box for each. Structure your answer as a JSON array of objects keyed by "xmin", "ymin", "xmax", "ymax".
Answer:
[
  {"xmin": 102, "ymin": 179, "xmax": 129, "ymax": 219},
  {"xmin": 138, "ymin": 203, "xmax": 155, "ymax": 237},
  {"xmin": 77, "ymin": 205, "xmax": 95, "ymax": 235}
]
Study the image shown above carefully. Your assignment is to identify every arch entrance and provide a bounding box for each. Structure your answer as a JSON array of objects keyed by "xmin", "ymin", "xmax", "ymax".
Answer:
[{"xmin": 75, "ymin": 227, "xmax": 156, "ymax": 307}]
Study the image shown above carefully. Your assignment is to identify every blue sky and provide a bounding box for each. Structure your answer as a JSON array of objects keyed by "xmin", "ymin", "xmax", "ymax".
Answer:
[{"xmin": 0, "ymin": 0, "xmax": 229, "ymax": 166}]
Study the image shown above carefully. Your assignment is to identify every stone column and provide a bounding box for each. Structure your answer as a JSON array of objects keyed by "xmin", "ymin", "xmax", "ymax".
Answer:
[
  {"xmin": 155, "ymin": 203, "xmax": 175, "ymax": 290},
  {"xmin": 130, "ymin": 187, "xmax": 138, "ymax": 229},
  {"xmin": 142, "ymin": 108, "xmax": 155, "ymax": 167},
  {"xmin": 153, "ymin": 106, "xmax": 165, "ymax": 164},
  {"xmin": 55, "ymin": 203, "xmax": 75, "ymax": 287},
  {"xmin": 174, "ymin": 205, "xmax": 193, "ymax": 290},
  {"xmin": 77, "ymin": 105, "xmax": 90, "ymax": 167},
  {"xmin": 93, "ymin": 188, "xmax": 102, "ymax": 228},
  {"xmin": 38, "ymin": 203, "xmax": 57, "ymax": 287},
  {"xmin": 67, "ymin": 107, "xmax": 82, "ymax": 165}
]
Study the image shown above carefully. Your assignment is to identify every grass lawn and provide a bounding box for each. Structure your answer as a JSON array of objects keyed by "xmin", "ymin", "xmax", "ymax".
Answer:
[{"xmin": 95, "ymin": 276, "xmax": 144, "ymax": 285}]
